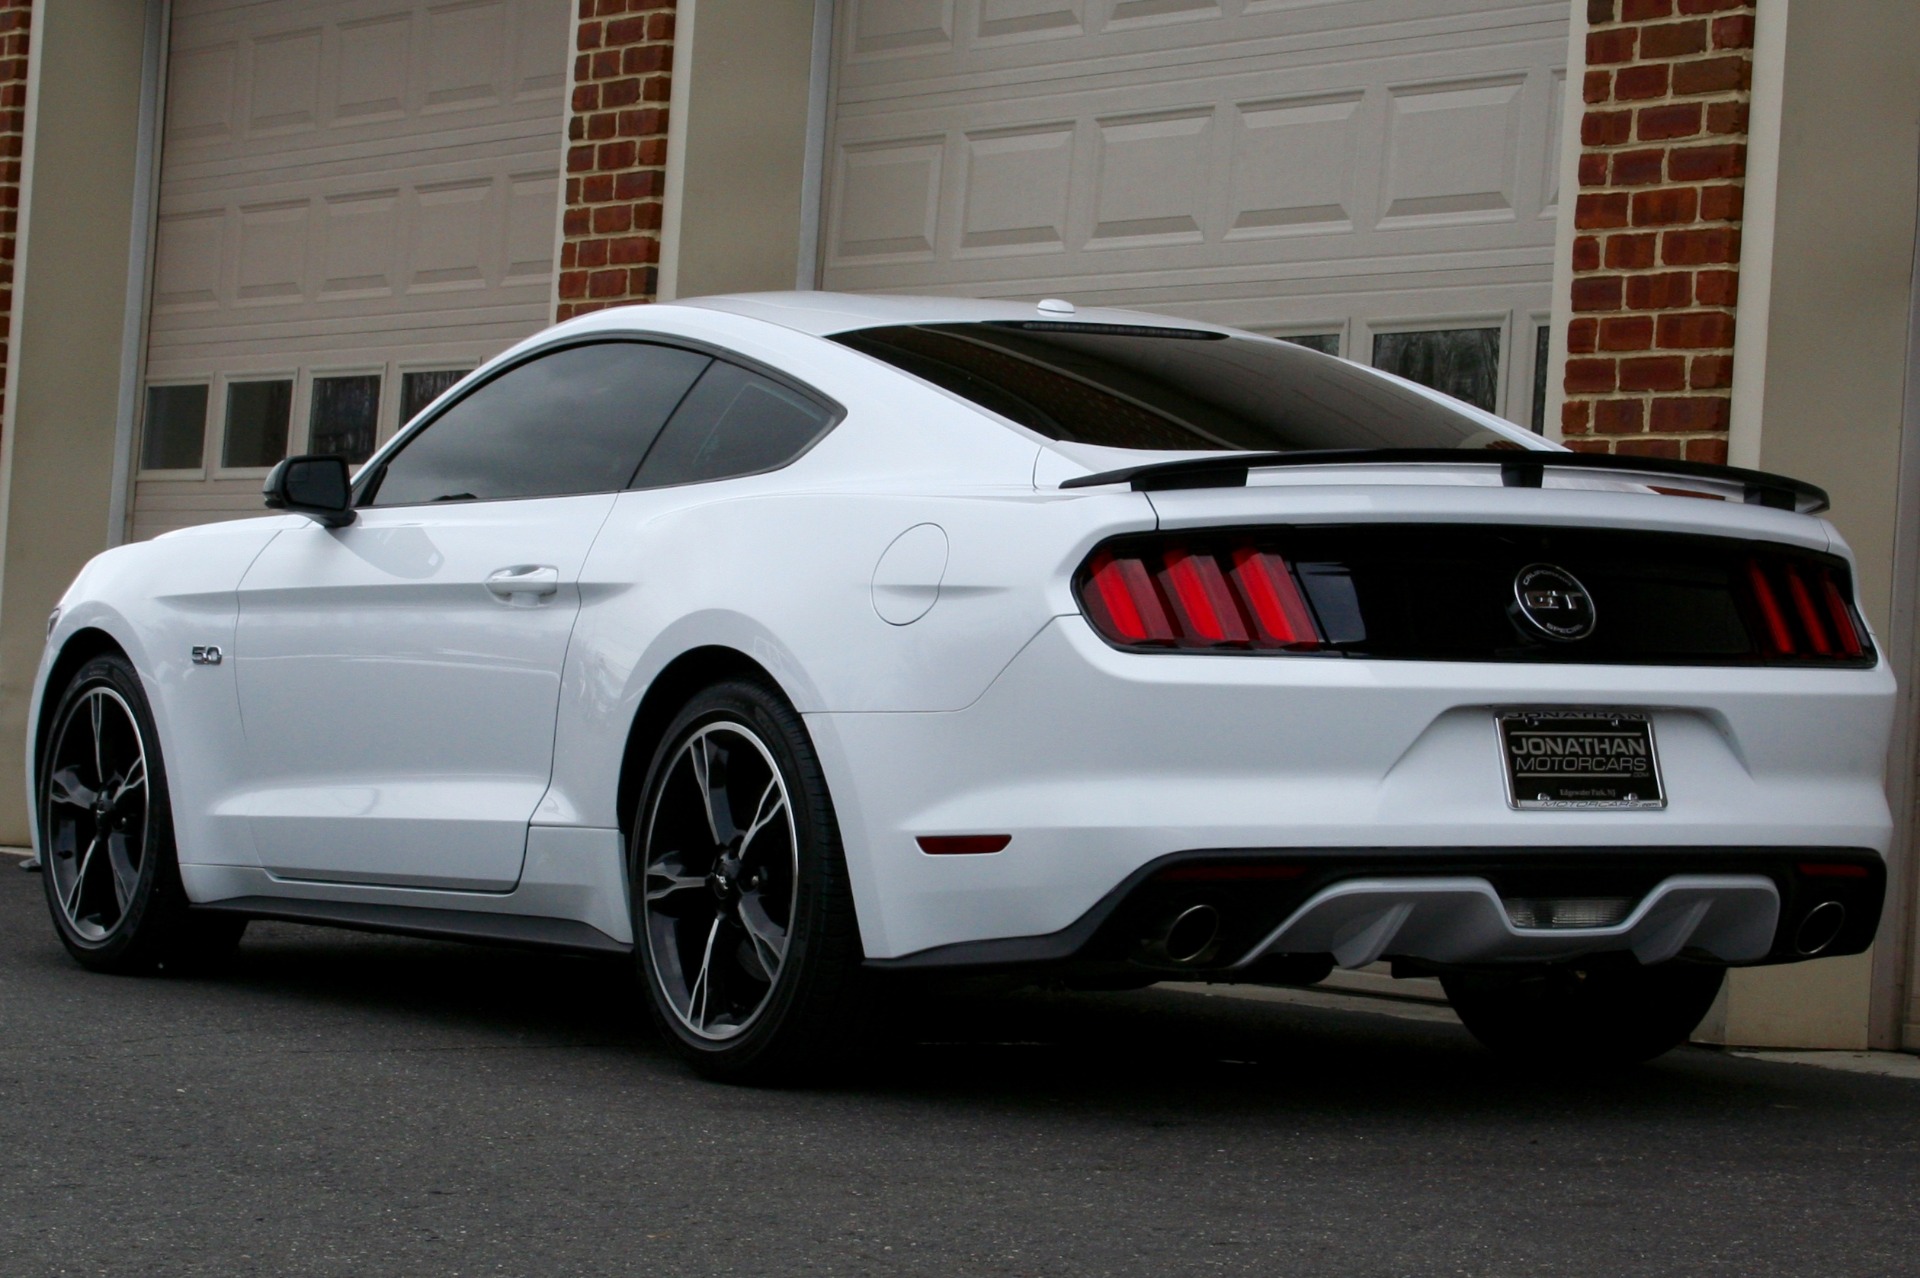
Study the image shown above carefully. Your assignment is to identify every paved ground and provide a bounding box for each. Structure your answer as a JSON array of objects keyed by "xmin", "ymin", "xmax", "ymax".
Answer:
[{"xmin": 2, "ymin": 863, "xmax": 1917, "ymax": 1277}]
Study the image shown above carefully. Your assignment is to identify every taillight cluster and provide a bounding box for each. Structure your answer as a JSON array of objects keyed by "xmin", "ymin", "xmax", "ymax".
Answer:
[
  {"xmin": 1742, "ymin": 554, "xmax": 1866, "ymax": 661},
  {"xmin": 1078, "ymin": 542, "xmax": 1324, "ymax": 651}
]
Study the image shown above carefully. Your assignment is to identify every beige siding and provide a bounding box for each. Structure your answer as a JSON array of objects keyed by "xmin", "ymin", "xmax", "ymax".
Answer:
[
  {"xmin": 132, "ymin": 0, "xmax": 572, "ymax": 541},
  {"xmin": 823, "ymin": 0, "xmax": 1570, "ymax": 423}
]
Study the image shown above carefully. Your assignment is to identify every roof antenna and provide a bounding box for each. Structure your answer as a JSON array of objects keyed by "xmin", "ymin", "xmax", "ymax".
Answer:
[{"xmin": 1036, "ymin": 298, "xmax": 1075, "ymax": 316}]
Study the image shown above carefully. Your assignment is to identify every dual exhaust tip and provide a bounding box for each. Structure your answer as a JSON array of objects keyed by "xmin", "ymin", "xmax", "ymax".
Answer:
[
  {"xmin": 1143, "ymin": 903, "xmax": 1223, "ymax": 966},
  {"xmin": 1795, "ymin": 900, "xmax": 1846, "ymax": 956}
]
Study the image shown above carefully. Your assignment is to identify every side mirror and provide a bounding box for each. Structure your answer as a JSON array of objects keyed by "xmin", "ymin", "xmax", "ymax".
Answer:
[{"xmin": 264, "ymin": 455, "xmax": 356, "ymax": 528}]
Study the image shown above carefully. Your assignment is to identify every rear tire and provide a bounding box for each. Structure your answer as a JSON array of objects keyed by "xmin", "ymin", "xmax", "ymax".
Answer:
[
  {"xmin": 631, "ymin": 678, "xmax": 868, "ymax": 1084},
  {"xmin": 1442, "ymin": 962, "xmax": 1725, "ymax": 1067},
  {"xmin": 37, "ymin": 654, "xmax": 246, "ymax": 974}
]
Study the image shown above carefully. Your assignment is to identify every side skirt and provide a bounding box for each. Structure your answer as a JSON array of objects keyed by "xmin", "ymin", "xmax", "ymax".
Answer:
[{"xmin": 195, "ymin": 896, "xmax": 632, "ymax": 957}]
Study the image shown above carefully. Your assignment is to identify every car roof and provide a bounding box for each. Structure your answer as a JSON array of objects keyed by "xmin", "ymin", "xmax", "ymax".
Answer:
[{"xmin": 665, "ymin": 291, "xmax": 1245, "ymax": 339}]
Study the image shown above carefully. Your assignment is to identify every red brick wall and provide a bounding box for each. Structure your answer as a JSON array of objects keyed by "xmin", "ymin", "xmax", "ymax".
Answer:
[
  {"xmin": 1562, "ymin": 0, "xmax": 1756, "ymax": 464},
  {"xmin": 0, "ymin": 0, "xmax": 29, "ymax": 427},
  {"xmin": 557, "ymin": 0, "xmax": 675, "ymax": 322}
]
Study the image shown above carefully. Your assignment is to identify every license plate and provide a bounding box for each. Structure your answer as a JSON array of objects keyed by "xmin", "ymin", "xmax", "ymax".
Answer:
[{"xmin": 1497, "ymin": 710, "xmax": 1665, "ymax": 810}]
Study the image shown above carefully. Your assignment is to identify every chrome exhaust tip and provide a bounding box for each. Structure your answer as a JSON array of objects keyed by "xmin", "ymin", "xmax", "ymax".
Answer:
[
  {"xmin": 1148, "ymin": 903, "xmax": 1222, "ymax": 966},
  {"xmin": 1794, "ymin": 901, "xmax": 1846, "ymax": 956}
]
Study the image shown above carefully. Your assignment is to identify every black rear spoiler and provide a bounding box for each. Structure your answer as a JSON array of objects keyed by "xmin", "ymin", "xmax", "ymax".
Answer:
[{"xmin": 1057, "ymin": 447, "xmax": 1829, "ymax": 514}]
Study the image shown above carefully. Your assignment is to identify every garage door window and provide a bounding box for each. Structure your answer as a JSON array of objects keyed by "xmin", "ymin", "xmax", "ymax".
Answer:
[
  {"xmin": 310, "ymin": 375, "xmax": 381, "ymax": 464},
  {"xmin": 633, "ymin": 362, "xmax": 839, "ymax": 489},
  {"xmin": 400, "ymin": 370, "xmax": 470, "ymax": 427},
  {"xmin": 222, "ymin": 379, "xmax": 294, "ymax": 470},
  {"xmin": 141, "ymin": 384, "xmax": 209, "ymax": 472},
  {"xmin": 1280, "ymin": 334, "xmax": 1342, "ymax": 357},
  {"xmin": 365, "ymin": 342, "xmax": 712, "ymax": 507},
  {"xmin": 1370, "ymin": 329, "xmax": 1501, "ymax": 415}
]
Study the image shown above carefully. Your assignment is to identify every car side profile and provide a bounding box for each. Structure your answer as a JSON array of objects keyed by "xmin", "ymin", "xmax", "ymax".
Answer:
[{"xmin": 31, "ymin": 292, "xmax": 1894, "ymax": 1082}]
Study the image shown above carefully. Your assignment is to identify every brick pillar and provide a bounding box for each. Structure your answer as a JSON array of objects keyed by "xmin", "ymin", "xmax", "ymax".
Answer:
[
  {"xmin": 557, "ymin": 0, "xmax": 675, "ymax": 322},
  {"xmin": 1563, "ymin": 0, "xmax": 1755, "ymax": 464},
  {"xmin": 0, "ymin": 0, "xmax": 29, "ymax": 428}
]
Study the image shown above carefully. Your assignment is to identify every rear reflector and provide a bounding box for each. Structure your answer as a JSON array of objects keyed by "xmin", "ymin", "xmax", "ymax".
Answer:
[
  {"xmin": 918, "ymin": 835, "xmax": 1011, "ymax": 856},
  {"xmin": 1078, "ymin": 541, "xmax": 1323, "ymax": 652},
  {"xmin": 1798, "ymin": 861, "xmax": 1871, "ymax": 879}
]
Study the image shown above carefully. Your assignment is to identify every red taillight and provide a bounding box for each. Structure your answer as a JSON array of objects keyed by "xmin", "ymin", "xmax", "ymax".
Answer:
[
  {"xmin": 1077, "ymin": 540, "xmax": 1324, "ymax": 652},
  {"xmin": 1743, "ymin": 554, "xmax": 1870, "ymax": 664},
  {"xmin": 1230, "ymin": 548, "xmax": 1318, "ymax": 648},
  {"xmin": 1819, "ymin": 571, "xmax": 1866, "ymax": 658},
  {"xmin": 1083, "ymin": 550, "xmax": 1175, "ymax": 645},
  {"xmin": 1783, "ymin": 567, "xmax": 1833, "ymax": 655},
  {"xmin": 1746, "ymin": 559, "xmax": 1794, "ymax": 655}
]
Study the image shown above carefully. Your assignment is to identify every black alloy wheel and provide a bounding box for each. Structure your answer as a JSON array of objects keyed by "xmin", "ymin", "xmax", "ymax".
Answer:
[
  {"xmin": 633, "ymin": 679, "xmax": 867, "ymax": 1082},
  {"xmin": 38, "ymin": 654, "xmax": 244, "ymax": 972}
]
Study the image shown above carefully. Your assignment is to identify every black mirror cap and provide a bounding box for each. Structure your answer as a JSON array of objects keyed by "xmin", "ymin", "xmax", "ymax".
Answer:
[{"xmin": 264, "ymin": 455, "xmax": 356, "ymax": 528}]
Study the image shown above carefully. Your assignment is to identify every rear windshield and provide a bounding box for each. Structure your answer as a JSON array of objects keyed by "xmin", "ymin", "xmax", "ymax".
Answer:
[{"xmin": 832, "ymin": 322, "xmax": 1509, "ymax": 453}]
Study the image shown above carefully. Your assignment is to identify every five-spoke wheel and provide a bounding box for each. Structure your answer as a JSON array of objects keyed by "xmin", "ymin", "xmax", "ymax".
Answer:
[
  {"xmin": 641, "ymin": 722, "xmax": 799, "ymax": 1040},
  {"xmin": 38, "ymin": 653, "xmax": 244, "ymax": 972},
  {"xmin": 633, "ymin": 679, "xmax": 867, "ymax": 1082},
  {"xmin": 44, "ymin": 685, "xmax": 151, "ymax": 943}
]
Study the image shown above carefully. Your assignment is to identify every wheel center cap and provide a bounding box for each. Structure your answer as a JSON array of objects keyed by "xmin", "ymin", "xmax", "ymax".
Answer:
[{"xmin": 709, "ymin": 852, "xmax": 744, "ymax": 902}]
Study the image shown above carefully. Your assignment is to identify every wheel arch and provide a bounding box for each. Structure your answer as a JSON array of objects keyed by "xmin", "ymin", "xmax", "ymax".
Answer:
[
  {"xmin": 33, "ymin": 628, "xmax": 133, "ymax": 788},
  {"xmin": 615, "ymin": 645, "xmax": 789, "ymax": 838}
]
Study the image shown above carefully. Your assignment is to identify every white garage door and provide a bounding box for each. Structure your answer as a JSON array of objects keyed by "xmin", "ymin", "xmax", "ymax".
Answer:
[
  {"xmin": 131, "ymin": 0, "xmax": 571, "ymax": 541},
  {"xmin": 823, "ymin": 0, "xmax": 1570, "ymax": 428}
]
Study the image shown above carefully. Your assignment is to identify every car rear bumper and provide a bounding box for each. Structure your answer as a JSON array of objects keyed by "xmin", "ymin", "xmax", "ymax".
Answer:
[
  {"xmin": 856, "ymin": 847, "xmax": 1883, "ymax": 979},
  {"xmin": 809, "ymin": 617, "xmax": 1896, "ymax": 963}
]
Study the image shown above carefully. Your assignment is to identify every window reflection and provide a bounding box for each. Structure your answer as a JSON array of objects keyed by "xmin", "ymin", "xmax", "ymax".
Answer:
[{"xmin": 1371, "ymin": 328, "xmax": 1502, "ymax": 414}]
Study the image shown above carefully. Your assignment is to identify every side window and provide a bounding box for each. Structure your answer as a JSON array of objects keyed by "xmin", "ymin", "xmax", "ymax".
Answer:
[
  {"xmin": 633, "ymin": 362, "xmax": 836, "ymax": 489},
  {"xmin": 366, "ymin": 342, "xmax": 711, "ymax": 507}
]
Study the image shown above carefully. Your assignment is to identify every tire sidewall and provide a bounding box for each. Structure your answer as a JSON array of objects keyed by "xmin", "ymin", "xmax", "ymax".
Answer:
[
  {"xmin": 629, "ymin": 679, "xmax": 851, "ymax": 1076},
  {"xmin": 37, "ymin": 655, "xmax": 181, "ymax": 970}
]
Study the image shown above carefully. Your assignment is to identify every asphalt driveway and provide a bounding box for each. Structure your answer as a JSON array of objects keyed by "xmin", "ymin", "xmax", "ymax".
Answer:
[{"xmin": 1, "ymin": 861, "xmax": 1915, "ymax": 1277}]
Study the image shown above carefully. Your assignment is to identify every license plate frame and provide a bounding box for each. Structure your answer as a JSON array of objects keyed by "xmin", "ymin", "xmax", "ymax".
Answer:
[{"xmin": 1496, "ymin": 709, "xmax": 1666, "ymax": 810}]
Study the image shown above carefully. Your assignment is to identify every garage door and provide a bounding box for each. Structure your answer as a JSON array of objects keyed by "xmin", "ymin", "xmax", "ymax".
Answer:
[
  {"xmin": 130, "ymin": 0, "xmax": 571, "ymax": 541},
  {"xmin": 822, "ymin": 0, "xmax": 1570, "ymax": 428}
]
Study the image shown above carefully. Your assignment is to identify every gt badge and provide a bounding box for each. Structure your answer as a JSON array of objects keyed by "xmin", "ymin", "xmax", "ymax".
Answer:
[{"xmin": 1511, "ymin": 564, "xmax": 1595, "ymax": 642}]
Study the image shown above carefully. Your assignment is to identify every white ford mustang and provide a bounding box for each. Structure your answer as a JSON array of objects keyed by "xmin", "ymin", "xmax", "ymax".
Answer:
[{"xmin": 31, "ymin": 293, "xmax": 1894, "ymax": 1081}]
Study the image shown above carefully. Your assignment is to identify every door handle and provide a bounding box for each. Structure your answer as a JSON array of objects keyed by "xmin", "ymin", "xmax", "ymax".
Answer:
[{"xmin": 486, "ymin": 565, "xmax": 560, "ymax": 606}]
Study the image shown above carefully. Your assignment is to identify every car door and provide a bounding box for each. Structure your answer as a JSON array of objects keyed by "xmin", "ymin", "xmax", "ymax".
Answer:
[{"xmin": 233, "ymin": 340, "xmax": 712, "ymax": 891}]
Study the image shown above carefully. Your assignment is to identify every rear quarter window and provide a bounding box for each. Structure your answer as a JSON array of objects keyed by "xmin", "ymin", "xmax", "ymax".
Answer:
[{"xmin": 632, "ymin": 361, "xmax": 838, "ymax": 489}]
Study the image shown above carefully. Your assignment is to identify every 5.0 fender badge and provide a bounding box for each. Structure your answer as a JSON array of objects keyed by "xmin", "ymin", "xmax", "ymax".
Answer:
[
  {"xmin": 190, "ymin": 645, "xmax": 223, "ymax": 666},
  {"xmin": 1511, "ymin": 564, "xmax": 1596, "ymax": 642}
]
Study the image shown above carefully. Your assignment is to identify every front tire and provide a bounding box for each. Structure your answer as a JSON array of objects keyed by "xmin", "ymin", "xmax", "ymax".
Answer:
[
  {"xmin": 37, "ymin": 654, "xmax": 245, "ymax": 974},
  {"xmin": 1442, "ymin": 962, "xmax": 1725, "ymax": 1067},
  {"xmin": 631, "ymin": 679, "xmax": 868, "ymax": 1083}
]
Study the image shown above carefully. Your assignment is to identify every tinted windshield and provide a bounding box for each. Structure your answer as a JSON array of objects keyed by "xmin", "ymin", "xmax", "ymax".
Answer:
[{"xmin": 832, "ymin": 322, "xmax": 1509, "ymax": 453}]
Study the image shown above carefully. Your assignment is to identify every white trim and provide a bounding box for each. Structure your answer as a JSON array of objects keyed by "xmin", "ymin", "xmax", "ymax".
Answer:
[
  {"xmin": 1542, "ymin": 7, "xmax": 1586, "ymax": 445},
  {"xmin": 1874, "ymin": 146, "xmax": 1920, "ymax": 1051},
  {"xmin": 794, "ymin": 0, "xmax": 834, "ymax": 291},
  {"xmin": 108, "ymin": 0, "xmax": 169, "ymax": 548},
  {"xmin": 547, "ymin": 0, "xmax": 586, "ymax": 321},
  {"xmin": 655, "ymin": 0, "xmax": 697, "ymax": 302},
  {"xmin": 1726, "ymin": 0, "xmax": 1790, "ymax": 470}
]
